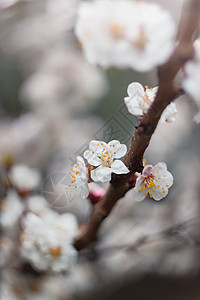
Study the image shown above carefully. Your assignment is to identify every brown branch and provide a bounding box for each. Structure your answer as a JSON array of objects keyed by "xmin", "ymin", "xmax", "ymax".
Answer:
[{"xmin": 74, "ymin": 0, "xmax": 200, "ymax": 251}]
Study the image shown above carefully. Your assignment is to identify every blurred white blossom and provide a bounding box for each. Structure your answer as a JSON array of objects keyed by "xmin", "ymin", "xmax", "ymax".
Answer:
[
  {"xmin": 0, "ymin": 191, "xmax": 23, "ymax": 231},
  {"xmin": 9, "ymin": 164, "xmax": 41, "ymax": 193},
  {"xmin": 124, "ymin": 82, "xmax": 177, "ymax": 123},
  {"xmin": 20, "ymin": 211, "xmax": 78, "ymax": 272},
  {"xmin": 27, "ymin": 195, "xmax": 50, "ymax": 216},
  {"xmin": 76, "ymin": 0, "xmax": 175, "ymax": 71}
]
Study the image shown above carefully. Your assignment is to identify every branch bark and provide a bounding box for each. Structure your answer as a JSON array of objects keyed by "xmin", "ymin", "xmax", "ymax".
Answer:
[{"xmin": 74, "ymin": 0, "xmax": 200, "ymax": 251}]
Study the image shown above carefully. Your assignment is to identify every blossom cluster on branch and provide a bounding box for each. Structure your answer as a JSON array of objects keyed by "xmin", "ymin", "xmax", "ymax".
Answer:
[{"xmin": 0, "ymin": 0, "xmax": 200, "ymax": 292}]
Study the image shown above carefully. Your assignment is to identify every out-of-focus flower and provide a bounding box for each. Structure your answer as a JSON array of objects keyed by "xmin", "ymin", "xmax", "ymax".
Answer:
[
  {"xmin": 75, "ymin": 0, "xmax": 175, "ymax": 71},
  {"xmin": 183, "ymin": 39, "xmax": 200, "ymax": 123},
  {"xmin": 84, "ymin": 140, "xmax": 129, "ymax": 183},
  {"xmin": 27, "ymin": 195, "xmax": 50, "ymax": 216},
  {"xmin": 124, "ymin": 82, "xmax": 177, "ymax": 123},
  {"xmin": 0, "ymin": 191, "xmax": 24, "ymax": 230},
  {"xmin": 9, "ymin": 164, "xmax": 41, "ymax": 194},
  {"xmin": 132, "ymin": 162, "xmax": 173, "ymax": 201},
  {"xmin": 64, "ymin": 156, "xmax": 89, "ymax": 203},
  {"xmin": 20, "ymin": 211, "xmax": 78, "ymax": 272},
  {"xmin": 20, "ymin": 48, "xmax": 108, "ymax": 114}
]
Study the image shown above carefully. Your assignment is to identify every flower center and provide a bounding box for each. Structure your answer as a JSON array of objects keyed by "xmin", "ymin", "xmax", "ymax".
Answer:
[
  {"xmin": 142, "ymin": 174, "xmax": 155, "ymax": 188},
  {"xmin": 110, "ymin": 24, "xmax": 124, "ymax": 39},
  {"xmin": 49, "ymin": 247, "xmax": 61, "ymax": 259},
  {"xmin": 138, "ymin": 86, "xmax": 152, "ymax": 112},
  {"xmin": 100, "ymin": 149, "xmax": 113, "ymax": 167}
]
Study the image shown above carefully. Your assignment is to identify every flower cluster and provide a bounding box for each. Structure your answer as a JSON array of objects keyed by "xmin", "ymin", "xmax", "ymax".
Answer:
[
  {"xmin": 66, "ymin": 141, "xmax": 174, "ymax": 204},
  {"xmin": 64, "ymin": 140, "xmax": 129, "ymax": 198},
  {"xmin": 75, "ymin": 0, "xmax": 175, "ymax": 71},
  {"xmin": 9, "ymin": 164, "xmax": 41, "ymax": 195},
  {"xmin": 183, "ymin": 39, "xmax": 200, "ymax": 123},
  {"xmin": 124, "ymin": 82, "xmax": 177, "ymax": 123},
  {"xmin": 132, "ymin": 163, "xmax": 173, "ymax": 201},
  {"xmin": 20, "ymin": 211, "xmax": 78, "ymax": 273}
]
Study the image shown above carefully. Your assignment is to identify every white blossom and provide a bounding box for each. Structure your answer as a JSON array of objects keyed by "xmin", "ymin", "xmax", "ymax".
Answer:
[
  {"xmin": 84, "ymin": 140, "xmax": 129, "ymax": 183},
  {"xmin": 20, "ymin": 211, "xmax": 78, "ymax": 272},
  {"xmin": 132, "ymin": 163, "xmax": 173, "ymax": 201},
  {"xmin": 27, "ymin": 195, "xmax": 50, "ymax": 216},
  {"xmin": 75, "ymin": 0, "xmax": 175, "ymax": 71},
  {"xmin": 124, "ymin": 82, "xmax": 177, "ymax": 123},
  {"xmin": 0, "ymin": 191, "xmax": 24, "ymax": 230},
  {"xmin": 9, "ymin": 164, "xmax": 41, "ymax": 193},
  {"xmin": 64, "ymin": 156, "xmax": 89, "ymax": 203},
  {"xmin": 183, "ymin": 39, "xmax": 200, "ymax": 123}
]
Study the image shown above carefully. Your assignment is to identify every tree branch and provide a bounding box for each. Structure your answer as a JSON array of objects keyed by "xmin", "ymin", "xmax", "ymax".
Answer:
[{"xmin": 74, "ymin": 0, "xmax": 200, "ymax": 251}]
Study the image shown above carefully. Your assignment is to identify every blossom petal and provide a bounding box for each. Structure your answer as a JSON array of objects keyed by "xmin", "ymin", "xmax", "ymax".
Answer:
[
  {"xmin": 143, "ymin": 165, "xmax": 153, "ymax": 176},
  {"xmin": 76, "ymin": 156, "xmax": 85, "ymax": 167},
  {"xmin": 146, "ymin": 87, "xmax": 158, "ymax": 102},
  {"xmin": 132, "ymin": 188, "xmax": 146, "ymax": 202},
  {"xmin": 84, "ymin": 150, "xmax": 101, "ymax": 166},
  {"xmin": 91, "ymin": 166, "xmax": 112, "ymax": 183},
  {"xmin": 127, "ymin": 82, "xmax": 144, "ymax": 97},
  {"xmin": 89, "ymin": 140, "xmax": 108, "ymax": 155},
  {"xmin": 77, "ymin": 183, "xmax": 89, "ymax": 199},
  {"xmin": 108, "ymin": 140, "xmax": 127, "ymax": 158},
  {"xmin": 110, "ymin": 160, "xmax": 129, "ymax": 174},
  {"xmin": 161, "ymin": 102, "xmax": 177, "ymax": 123},
  {"xmin": 124, "ymin": 97, "xmax": 143, "ymax": 116},
  {"xmin": 152, "ymin": 186, "xmax": 169, "ymax": 201}
]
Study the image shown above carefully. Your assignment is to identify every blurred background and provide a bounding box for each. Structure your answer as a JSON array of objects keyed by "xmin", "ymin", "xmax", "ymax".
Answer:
[{"xmin": 0, "ymin": 0, "xmax": 200, "ymax": 299}]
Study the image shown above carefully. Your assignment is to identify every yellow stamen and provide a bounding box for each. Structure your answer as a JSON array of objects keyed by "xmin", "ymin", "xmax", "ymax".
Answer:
[
  {"xmin": 148, "ymin": 181, "xmax": 155, "ymax": 188},
  {"xmin": 110, "ymin": 24, "xmax": 124, "ymax": 38},
  {"xmin": 134, "ymin": 27, "xmax": 147, "ymax": 49},
  {"xmin": 49, "ymin": 247, "xmax": 61, "ymax": 259}
]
